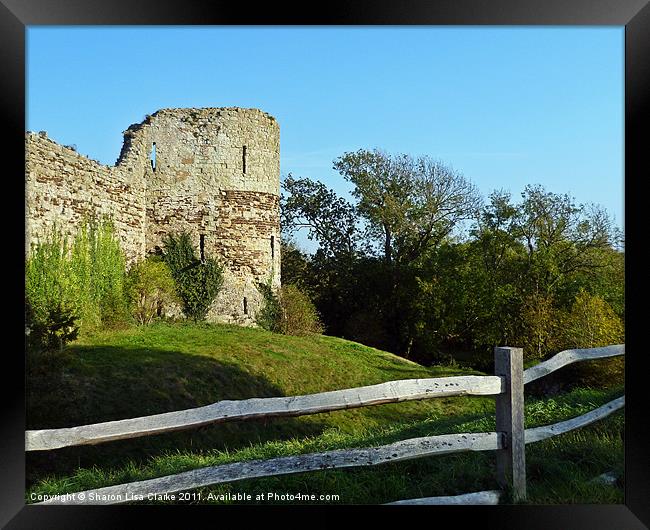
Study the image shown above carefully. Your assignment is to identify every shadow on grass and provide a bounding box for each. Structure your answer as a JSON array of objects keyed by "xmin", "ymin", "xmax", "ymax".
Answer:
[{"xmin": 26, "ymin": 345, "xmax": 329, "ymax": 486}]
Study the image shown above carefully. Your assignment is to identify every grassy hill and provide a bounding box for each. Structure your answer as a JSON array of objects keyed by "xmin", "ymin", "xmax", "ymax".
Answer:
[{"xmin": 26, "ymin": 322, "xmax": 624, "ymax": 504}]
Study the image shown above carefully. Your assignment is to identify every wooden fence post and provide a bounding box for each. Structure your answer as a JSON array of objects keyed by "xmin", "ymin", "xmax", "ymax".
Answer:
[{"xmin": 494, "ymin": 346, "xmax": 526, "ymax": 502}]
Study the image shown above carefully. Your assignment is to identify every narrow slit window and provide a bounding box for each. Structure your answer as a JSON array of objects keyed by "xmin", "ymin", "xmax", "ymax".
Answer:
[
  {"xmin": 242, "ymin": 145, "xmax": 247, "ymax": 174},
  {"xmin": 243, "ymin": 297, "xmax": 248, "ymax": 315},
  {"xmin": 271, "ymin": 235, "xmax": 275, "ymax": 259},
  {"xmin": 151, "ymin": 142, "xmax": 157, "ymax": 171},
  {"xmin": 199, "ymin": 234, "xmax": 205, "ymax": 263}
]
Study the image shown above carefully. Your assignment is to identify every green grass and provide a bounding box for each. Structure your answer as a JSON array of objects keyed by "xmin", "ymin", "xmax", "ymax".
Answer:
[{"xmin": 26, "ymin": 322, "xmax": 624, "ymax": 505}]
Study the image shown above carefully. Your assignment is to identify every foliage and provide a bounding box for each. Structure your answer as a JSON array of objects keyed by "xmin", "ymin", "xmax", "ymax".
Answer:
[
  {"xmin": 278, "ymin": 240, "xmax": 317, "ymax": 299},
  {"xmin": 162, "ymin": 232, "xmax": 224, "ymax": 321},
  {"xmin": 333, "ymin": 149, "xmax": 482, "ymax": 265},
  {"xmin": 25, "ymin": 299, "xmax": 79, "ymax": 354},
  {"xmin": 25, "ymin": 219, "xmax": 130, "ymax": 348},
  {"xmin": 256, "ymin": 280, "xmax": 282, "ymax": 333},
  {"xmin": 126, "ymin": 256, "xmax": 178, "ymax": 324},
  {"xmin": 561, "ymin": 290, "xmax": 624, "ymax": 349},
  {"xmin": 282, "ymin": 175, "xmax": 359, "ymax": 260},
  {"xmin": 558, "ymin": 290, "xmax": 625, "ymax": 388},
  {"xmin": 281, "ymin": 148, "xmax": 624, "ymax": 368},
  {"xmin": 257, "ymin": 282, "xmax": 323, "ymax": 336},
  {"xmin": 69, "ymin": 220, "xmax": 130, "ymax": 328},
  {"xmin": 277, "ymin": 284, "xmax": 324, "ymax": 336},
  {"xmin": 518, "ymin": 291, "xmax": 560, "ymax": 361},
  {"xmin": 25, "ymin": 228, "xmax": 78, "ymax": 346}
]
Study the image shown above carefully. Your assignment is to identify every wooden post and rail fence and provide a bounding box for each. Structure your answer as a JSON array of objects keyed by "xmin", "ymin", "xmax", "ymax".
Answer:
[{"xmin": 25, "ymin": 344, "xmax": 625, "ymax": 505}]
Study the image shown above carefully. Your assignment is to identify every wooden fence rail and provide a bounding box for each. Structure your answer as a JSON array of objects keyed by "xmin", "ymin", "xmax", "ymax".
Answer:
[
  {"xmin": 27, "ymin": 344, "xmax": 625, "ymax": 505},
  {"xmin": 25, "ymin": 376, "xmax": 503, "ymax": 451},
  {"xmin": 523, "ymin": 345, "xmax": 624, "ymax": 384},
  {"xmin": 385, "ymin": 490, "xmax": 503, "ymax": 505},
  {"xmin": 32, "ymin": 397, "xmax": 624, "ymax": 506}
]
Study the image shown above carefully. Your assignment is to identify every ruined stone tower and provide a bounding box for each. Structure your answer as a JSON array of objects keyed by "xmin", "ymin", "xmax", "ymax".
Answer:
[{"xmin": 25, "ymin": 107, "xmax": 281, "ymax": 326}]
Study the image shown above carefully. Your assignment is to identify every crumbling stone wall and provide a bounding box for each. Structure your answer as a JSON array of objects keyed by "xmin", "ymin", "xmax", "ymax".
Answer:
[
  {"xmin": 25, "ymin": 132, "xmax": 147, "ymax": 262},
  {"xmin": 25, "ymin": 107, "xmax": 281, "ymax": 326}
]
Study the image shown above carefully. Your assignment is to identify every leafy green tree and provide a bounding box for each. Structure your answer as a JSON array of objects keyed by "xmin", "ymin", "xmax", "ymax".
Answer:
[
  {"xmin": 280, "ymin": 240, "xmax": 316, "ymax": 298},
  {"xmin": 518, "ymin": 291, "xmax": 560, "ymax": 361},
  {"xmin": 513, "ymin": 185, "xmax": 616, "ymax": 296},
  {"xmin": 556, "ymin": 246, "xmax": 625, "ymax": 321},
  {"xmin": 281, "ymin": 174, "xmax": 359, "ymax": 260},
  {"xmin": 333, "ymin": 149, "xmax": 482, "ymax": 267},
  {"xmin": 332, "ymin": 149, "xmax": 482, "ymax": 355},
  {"xmin": 280, "ymin": 151, "xmax": 624, "ymax": 369},
  {"xmin": 25, "ymin": 219, "xmax": 130, "ymax": 341},
  {"xmin": 281, "ymin": 176, "xmax": 364, "ymax": 337}
]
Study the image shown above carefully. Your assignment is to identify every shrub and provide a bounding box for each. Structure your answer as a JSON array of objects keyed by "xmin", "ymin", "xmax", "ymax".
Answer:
[
  {"xmin": 26, "ymin": 228, "xmax": 78, "ymax": 333},
  {"xmin": 127, "ymin": 256, "xmax": 178, "ymax": 324},
  {"xmin": 517, "ymin": 292, "xmax": 561, "ymax": 361},
  {"xmin": 162, "ymin": 232, "xmax": 224, "ymax": 321},
  {"xmin": 558, "ymin": 290, "xmax": 625, "ymax": 388},
  {"xmin": 25, "ymin": 219, "xmax": 130, "ymax": 346},
  {"xmin": 278, "ymin": 285, "xmax": 324, "ymax": 336},
  {"xmin": 257, "ymin": 283, "xmax": 323, "ymax": 336},
  {"xmin": 25, "ymin": 299, "xmax": 79, "ymax": 354},
  {"xmin": 69, "ymin": 220, "xmax": 130, "ymax": 328},
  {"xmin": 256, "ymin": 280, "xmax": 281, "ymax": 332}
]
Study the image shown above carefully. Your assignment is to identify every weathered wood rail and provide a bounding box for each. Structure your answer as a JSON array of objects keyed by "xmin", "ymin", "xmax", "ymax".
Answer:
[
  {"xmin": 523, "ymin": 344, "xmax": 624, "ymax": 384},
  {"xmin": 26, "ymin": 376, "xmax": 502, "ymax": 451},
  {"xmin": 27, "ymin": 344, "xmax": 624, "ymax": 505},
  {"xmin": 385, "ymin": 490, "xmax": 503, "ymax": 505}
]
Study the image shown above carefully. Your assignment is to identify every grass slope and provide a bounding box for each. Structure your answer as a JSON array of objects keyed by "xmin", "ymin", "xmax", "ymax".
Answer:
[{"xmin": 26, "ymin": 322, "xmax": 624, "ymax": 505}]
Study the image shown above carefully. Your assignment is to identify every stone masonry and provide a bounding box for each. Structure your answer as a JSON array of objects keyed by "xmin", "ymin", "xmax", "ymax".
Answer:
[{"xmin": 25, "ymin": 107, "xmax": 281, "ymax": 326}]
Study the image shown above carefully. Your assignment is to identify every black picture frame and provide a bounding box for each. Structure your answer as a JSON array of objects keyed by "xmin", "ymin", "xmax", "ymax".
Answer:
[{"xmin": 2, "ymin": 1, "xmax": 648, "ymax": 528}]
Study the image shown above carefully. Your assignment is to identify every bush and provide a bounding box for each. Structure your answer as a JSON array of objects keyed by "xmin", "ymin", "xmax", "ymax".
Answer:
[
  {"xmin": 127, "ymin": 256, "xmax": 178, "ymax": 324},
  {"xmin": 26, "ymin": 228, "xmax": 78, "ymax": 338},
  {"xmin": 517, "ymin": 292, "xmax": 562, "ymax": 362},
  {"xmin": 257, "ymin": 283, "xmax": 323, "ymax": 336},
  {"xmin": 25, "ymin": 219, "xmax": 130, "ymax": 346},
  {"xmin": 162, "ymin": 232, "xmax": 224, "ymax": 321},
  {"xmin": 277, "ymin": 284, "xmax": 323, "ymax": 336},
  {"xmin": 25, "ymin": 300, "xmax": 79, "ymax": 354},
  {"xmin": 559, "ymin": 290, "xmax": 625, "ymax": 388},
  {"xmin": 69, "ymin": 220, "xmax": 130, "ymax": 328},
  {"xmin": 256, "ymin": 280, "xmax": 281, "ymax": 332}
]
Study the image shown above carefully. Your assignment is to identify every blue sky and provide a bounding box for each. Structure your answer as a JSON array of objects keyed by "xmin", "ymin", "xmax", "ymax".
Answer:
[{"xmin": 27, "ymin": 27, "xmax": 624, "ymax": 250}]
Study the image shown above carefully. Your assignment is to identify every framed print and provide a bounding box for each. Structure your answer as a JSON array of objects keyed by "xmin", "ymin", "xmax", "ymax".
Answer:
[{"xmin": 2, "ymin": 0, "xmax": 648, "ymax": 528}]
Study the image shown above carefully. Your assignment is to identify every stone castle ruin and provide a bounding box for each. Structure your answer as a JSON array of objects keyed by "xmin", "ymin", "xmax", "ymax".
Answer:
[{"xmin": 25, "ymin": 107, "xmax": 281, "ymax": 325}]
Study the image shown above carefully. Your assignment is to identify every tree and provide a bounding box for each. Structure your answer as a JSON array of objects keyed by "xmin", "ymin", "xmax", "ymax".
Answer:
[
  {"xmin": 471, "ymin": 190, "xmax": 522, "ymax": 275},
  {"xmin": 512, "ymin": 185, "xmax": 616, "ymax": 295},
  {"xmin": 331, "ymin": 149, "xmax": 482, "ymax": 355},
  {"xmin": 518, "ymin": 291, "xmax": 559, "ymax": 360},
  {"xmin": 281, "ymin": 176, "xmax": 362, "ymax": 336},
  {"xmin": 279, "ymin": 239, "xmax": 314, "ymax": 297},
  {"xmin": 333, "ymin": 149, "xmax": 482, "ymax": 267},
  {"xmin": 281, "ymin": 174, "xmax": 359, "ymax": 261}
]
